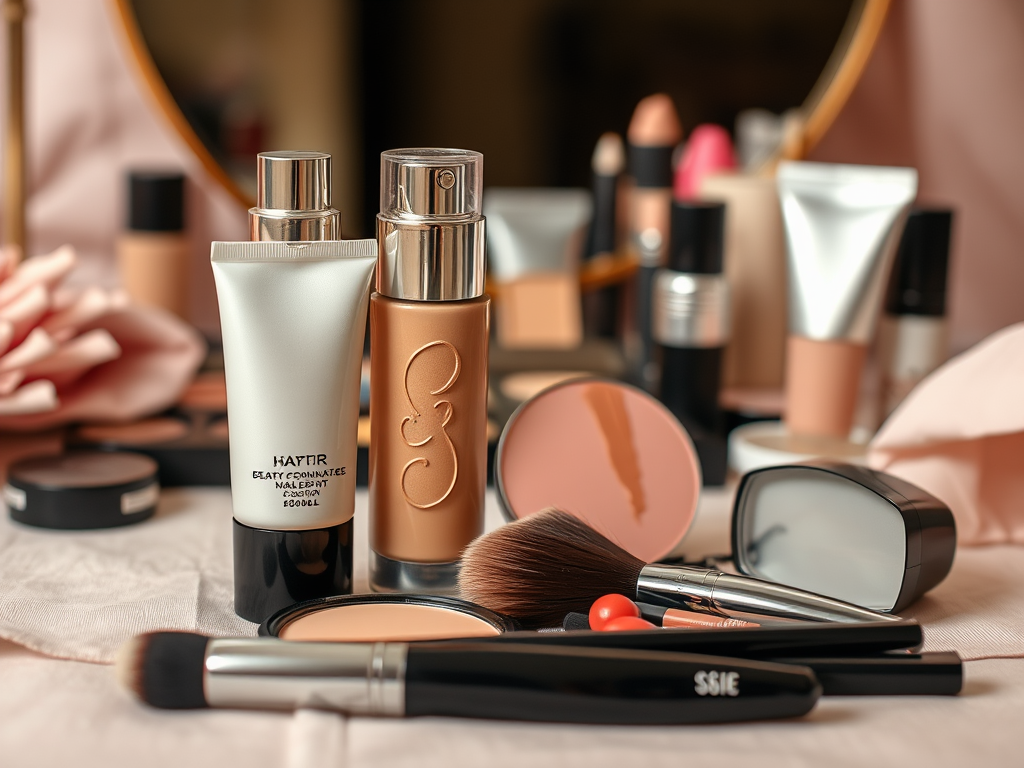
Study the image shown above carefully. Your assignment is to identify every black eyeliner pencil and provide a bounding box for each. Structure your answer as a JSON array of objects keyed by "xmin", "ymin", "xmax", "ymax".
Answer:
[
  {"xmin": 495, "ymin": 620, "xmax": 924, "ymax": 658},
  {"xmin": 117, "ymin": 632, "xmax": 821, "ymax": 724}
]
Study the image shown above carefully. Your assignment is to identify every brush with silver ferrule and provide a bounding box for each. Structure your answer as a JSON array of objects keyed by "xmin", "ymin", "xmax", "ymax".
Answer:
[
  {"xmin": 459, "ymin": 509, "xmax": 902, "ymax": 629},
  {"xmin": 115, "ymin": 632, "xmax": 821, "ymax": 724}
]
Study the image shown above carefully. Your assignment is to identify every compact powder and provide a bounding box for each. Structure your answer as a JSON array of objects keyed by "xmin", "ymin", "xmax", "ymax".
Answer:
[
  {"xmin": 207, "ymin": 418, "xmax": 230, "ymax": 440},
  {"xmin": 279, "ymin": 603, "xmax": 502, "ymax": 642},
  {"xmin": 179, "ymin": 372, "xmax": 228, "ymax": 411},
  {"xmin": 5, "ymin": 450, "xmax": 159, "ymax": 530},
  {"xmin": 78, "ymin": 417, "xmax": 189, "ymax": 446},
  {"xmin": 262, "ymin": 594, "xmax": 516, "ymax": 642},
  {"xmin": 496, "ymin": 378, "xmax": 701, "ymax": 562}
]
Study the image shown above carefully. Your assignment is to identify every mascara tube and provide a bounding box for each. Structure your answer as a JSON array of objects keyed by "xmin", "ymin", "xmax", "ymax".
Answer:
[{"xmin": 652, "ymin": 201, "xmax": 729, "ymax": 485}]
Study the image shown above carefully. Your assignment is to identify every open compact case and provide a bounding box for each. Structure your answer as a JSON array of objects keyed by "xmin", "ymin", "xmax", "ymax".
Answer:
[
  {"xmin": 492, "ymin": 376, "xmax": 957, "ymax": 614},
  {"xmin": 732, "ymin": 463, "xmax": 957, "ymax": 613},
  {"xmin": 259, "ymin": 594, "xmax": 518, "ymax": 642}
]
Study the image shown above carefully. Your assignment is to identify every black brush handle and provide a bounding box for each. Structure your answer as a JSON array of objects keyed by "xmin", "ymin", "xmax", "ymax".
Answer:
[
  {"xmin": 404, "ymin": 642, "xmax": 820, "ymax": 724},
  {"xmin": 775, "ymin": 652, "xmax": 963, "ymax": 696},
  {"xmin": 483, "ymin": 621, "xmax": 923, "ymax": 658}
]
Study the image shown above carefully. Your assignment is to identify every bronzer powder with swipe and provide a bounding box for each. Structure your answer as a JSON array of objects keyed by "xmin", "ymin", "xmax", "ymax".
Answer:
[{"xmin": 495, "ymin": 378, "xmax": 701, "ymax": 562}]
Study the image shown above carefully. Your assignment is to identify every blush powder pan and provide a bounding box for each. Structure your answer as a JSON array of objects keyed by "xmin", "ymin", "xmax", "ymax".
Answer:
[
  {"xmin": 259, "ymin": 594, "xmax": 517, "ymax": 642},
  {"xmin": 495, "ymin": 378, "xmax": 702, "ymax": 562}
]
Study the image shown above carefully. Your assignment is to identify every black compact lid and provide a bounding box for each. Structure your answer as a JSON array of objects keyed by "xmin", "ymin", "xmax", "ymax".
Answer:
[
  {"xmin": 4, "ymin": 450, "xmax": 159, "ymax": 529},
  {"xmin": 667, "ymin": 201, "xmax": 725, "ymax": 274},
  {"xmin": 886, "ymin": 208, "xmax": 953, "ymax": 316},
  {"xmin": 259, "ymin": 592, "xmax": 519, "ymax": 638},
  {"xmin": 128, "ymin": 171, "xmax": 185, "ymax": 232},
  {"xmin": 731, "ymin": 462, "xmax": 956, "ymax": 614}
]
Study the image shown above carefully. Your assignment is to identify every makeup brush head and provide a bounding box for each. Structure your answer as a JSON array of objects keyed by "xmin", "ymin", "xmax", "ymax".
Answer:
[
  {"xmin": 459, "ymin": 508, "xmax": 646, "ymax": 629},
  {"xmin": 115, "ymin": 632, "xmax": 210, "ymax": 709}
]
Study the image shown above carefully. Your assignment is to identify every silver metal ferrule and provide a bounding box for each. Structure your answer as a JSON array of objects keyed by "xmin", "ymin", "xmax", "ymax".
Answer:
[
  {"xmin": 651, "ymin": 270, "xmax": 730, "ymax": 348},
  {"xmin": 376, "ymin": 148, "xmax": 485, "ymax": 301},
  {"xmin": 636, "ymin": 565, "xmax": 901, "ymax": 624},
  {"xmin": 203, "ymin": 638, "xmax": 407, "ymax": 715},
  {"xmin": 249, "ymin": 151, "xmax": 341, "ymax": 242}
]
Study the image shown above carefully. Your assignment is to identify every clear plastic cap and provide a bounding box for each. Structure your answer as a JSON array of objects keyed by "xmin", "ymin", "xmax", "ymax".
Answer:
[{"xmin": 380, "ymin": 148, "xmax": 482, "ymax": 220}]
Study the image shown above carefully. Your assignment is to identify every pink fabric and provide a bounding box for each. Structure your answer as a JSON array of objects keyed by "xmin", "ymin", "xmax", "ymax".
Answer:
[
  {"xmin": 0, "ymin": 0, "xmax": 248, "ymax": 337},
  {"xmin": 0, "ymin": 246, "xmax": 204, "ymax": 429},
  {"xmin": 868, "ymin": 323, "xmax": 1024, "ymax": 545},
  {"xmin": 809, "ymin": 0, "xmax": 1024, "ymax": 355}
]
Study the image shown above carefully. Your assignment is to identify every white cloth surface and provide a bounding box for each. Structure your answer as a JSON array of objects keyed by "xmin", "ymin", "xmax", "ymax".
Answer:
[
  {"xmin": 0, "ymin": 487, "xmax": 256, "ymax": 662},
  {"xmin": 2, "ymin": 486, "xmax": 1024, "ymax": 766},
  {"xmin": 2, "ymin": 485, "xmax": 1024, "ymax": 663},
  {"xmin": 0, "ymin": 635, "xmax": 1021, "ymax": 768}
]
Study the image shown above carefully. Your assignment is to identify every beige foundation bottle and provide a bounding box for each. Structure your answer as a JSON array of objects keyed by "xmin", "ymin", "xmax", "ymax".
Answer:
[
  {"xmin": 369, "ymin": 149, "xmax": 489, "ymax": 595},
  {"xmin": 117, "ymin": 172, "xmax": 190, "ymax": 320}
]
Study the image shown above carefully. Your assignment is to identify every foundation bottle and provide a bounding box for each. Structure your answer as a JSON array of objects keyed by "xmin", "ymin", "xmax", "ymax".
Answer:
[
  {"xmin": 117, "ymin": 172, "xmax": 189, "ymax": 320},
  {"xmin": 370, "ymin": 149, "xmax": 488, "ymax": 594}
]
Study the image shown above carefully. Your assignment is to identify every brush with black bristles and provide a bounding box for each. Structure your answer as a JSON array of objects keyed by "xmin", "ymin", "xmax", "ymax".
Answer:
[
  {"xmin": 459, "ymin": 509, "xmax": 900, "ymax": 630},
  {"xmin": 114, "ymin": 630, "xmax": 822, "ymax": 724}
]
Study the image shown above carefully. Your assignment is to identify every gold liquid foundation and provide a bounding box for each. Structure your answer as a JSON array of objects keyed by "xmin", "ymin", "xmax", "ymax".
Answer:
[
  {"xmin": 117, "ymin": 172, "xmax": 190, "ymax": 320},
  {"xmin": 370, "ymin": 149, "xmax": 488, "ymax": 594}
]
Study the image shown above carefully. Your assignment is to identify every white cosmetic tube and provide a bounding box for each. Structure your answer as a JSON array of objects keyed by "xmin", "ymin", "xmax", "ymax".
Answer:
[{"xmin": 213, "ymin": 239, "xmax": 376, "ymax": 621}]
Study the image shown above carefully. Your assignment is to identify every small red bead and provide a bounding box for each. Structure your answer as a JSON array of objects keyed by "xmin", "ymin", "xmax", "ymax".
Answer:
[{"xmin": 589, "ymin": 594, "xmax": 641, "ymax": 630}]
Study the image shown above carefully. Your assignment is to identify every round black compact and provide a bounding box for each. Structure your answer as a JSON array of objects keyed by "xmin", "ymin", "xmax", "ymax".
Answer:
[{"xmin": 4, "ymin": 450, "xmax": 160, "ymax": 530}]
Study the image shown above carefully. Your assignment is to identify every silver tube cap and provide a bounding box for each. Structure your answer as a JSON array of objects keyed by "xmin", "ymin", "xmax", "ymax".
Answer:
[
  {"xmin": 249, "ymin": 151, "xmax": 341, "ymax": 242},
  {"xmin": 376, "ymin": 148, "xmax": 485, "ymax": 301}
]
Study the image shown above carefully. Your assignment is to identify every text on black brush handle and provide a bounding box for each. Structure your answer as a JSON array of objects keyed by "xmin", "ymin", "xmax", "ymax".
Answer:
[{"xmin": 694, "ymin": 670, "xmax": 739, "ymax": 697}]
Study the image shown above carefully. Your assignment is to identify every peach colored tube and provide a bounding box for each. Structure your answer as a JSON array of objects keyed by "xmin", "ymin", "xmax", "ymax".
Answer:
[
  {"xmin": 661, "ymin": 610, "xmax": 758, "ymax": 629},
  {"xmin": 786, "ymin": 336, "xmax": 868, "ymax": 438}
]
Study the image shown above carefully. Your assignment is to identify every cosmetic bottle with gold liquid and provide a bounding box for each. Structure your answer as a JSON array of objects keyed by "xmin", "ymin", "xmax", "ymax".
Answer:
[{"xmin": 369, "ymin": 149, "xmax": 488, "ymax": 594}]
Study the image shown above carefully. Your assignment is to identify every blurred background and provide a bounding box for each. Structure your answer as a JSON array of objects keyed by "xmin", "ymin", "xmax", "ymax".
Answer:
[
  {"xmin": 0, "ymin": 0, "xmax": 1022, "ymax": 475},
  {"xmin": 131, "ymin": 0, "xmax": 853, "ymax": 238}
]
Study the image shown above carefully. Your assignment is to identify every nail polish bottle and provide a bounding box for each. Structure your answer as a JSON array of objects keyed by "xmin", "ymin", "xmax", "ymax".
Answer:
[{"xmin": 370, "ymin": 149, "xmax": 489, "ymax": 594}]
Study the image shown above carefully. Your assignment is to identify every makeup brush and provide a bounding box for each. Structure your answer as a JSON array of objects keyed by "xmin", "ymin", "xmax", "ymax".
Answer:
[
  {"xmin": 116, "ymin": 631, "xmax": 821, "ymax": 724},
  {"xmin": 459, "ymin": 508, "xmax": 901, "ymax": 629}
]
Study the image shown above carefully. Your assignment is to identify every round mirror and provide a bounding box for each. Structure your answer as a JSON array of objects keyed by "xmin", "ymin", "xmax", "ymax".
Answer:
[{"xmin": 115, "ymin": 0, "xmax": 890, "ymax": 238}]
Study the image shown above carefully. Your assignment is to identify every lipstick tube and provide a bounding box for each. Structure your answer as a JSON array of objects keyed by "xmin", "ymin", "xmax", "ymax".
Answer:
[{"xmin": 370, "ymin": 149, "xmax": 489, "ymax": 594}]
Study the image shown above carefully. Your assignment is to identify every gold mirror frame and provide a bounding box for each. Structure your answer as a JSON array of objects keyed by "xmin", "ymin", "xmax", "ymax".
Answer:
[{"xmin": 110, "ymin": 0, "xmax": 891, "ymax": 290}]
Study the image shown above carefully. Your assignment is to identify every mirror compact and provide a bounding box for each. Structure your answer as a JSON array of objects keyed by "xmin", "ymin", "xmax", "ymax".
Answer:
[{"xmin": 732, "ymin": 463, "xmax": 956, "ymax": 613}]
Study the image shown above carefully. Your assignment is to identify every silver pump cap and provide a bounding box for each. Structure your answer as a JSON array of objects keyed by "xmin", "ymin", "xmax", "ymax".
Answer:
[
  {"xmin": 249, "ymin": 151, "xmax": 340, "ymax": 242},
  {"xmin": 376, "ymin": 148, "xmax": 485, "ymax": 301}
]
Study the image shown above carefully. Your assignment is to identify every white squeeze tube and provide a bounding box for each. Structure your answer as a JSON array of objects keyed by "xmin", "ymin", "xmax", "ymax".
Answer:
[{"xmin": 211, "ymin": 151, "xmax": 377, "ymax": 623}]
